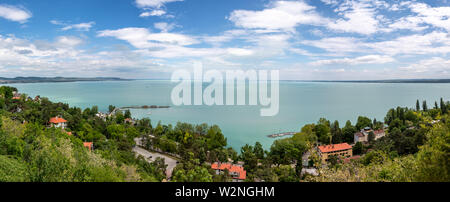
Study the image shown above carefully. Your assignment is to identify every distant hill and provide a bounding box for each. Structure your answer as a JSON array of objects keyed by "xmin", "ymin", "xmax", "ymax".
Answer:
[
  {"xmin": 293, "ymin": 79, "xmax": 450, "ymax": 83},
  {"xmin": 0, "ymin": 77, "xmax": 131, "ymax": 84}
]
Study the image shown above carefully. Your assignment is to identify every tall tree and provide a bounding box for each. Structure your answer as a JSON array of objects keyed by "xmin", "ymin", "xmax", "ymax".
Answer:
[
  {"xmin": 416, "ymin": 100, "xmax": 420, "ymax": 111},
  {"xmin": 124, "ymin": 110, "xmax": 132, "ymax": 119},
  {"xmin": 368, "ymin": 131, "xmax": 375, "ymax": 143},
  {"xmin": 253, "ymin": 142, "xmax": 265, "ymax": 159},
  {"xmin": 108, "ymin": 105, "xmax": 116, "ymax": 113},
  {"xmin": 440, "ymin": 98, "xmax": 447, "ymax": 114},
  {"xmin": 342, "ymin": 120, "xmax": 357, "ymax": 143},
  {"xmin": 331, "ymin": 120, "xmax": 343, "ymax": 144},
  {"xmin": 422, "ymin": 100, "xmax": 428, "ymax": 112}
]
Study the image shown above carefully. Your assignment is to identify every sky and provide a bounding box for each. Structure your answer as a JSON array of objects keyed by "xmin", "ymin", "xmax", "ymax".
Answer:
[{"xmin": 0, "ymin": 0, "xmax": 449, "ymax": 80}]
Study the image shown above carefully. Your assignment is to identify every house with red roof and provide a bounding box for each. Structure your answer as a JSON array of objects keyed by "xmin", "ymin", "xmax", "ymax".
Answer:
[
  {"xmin": 211, "ymin": 162, "xmax": 246, "ymax": 182},
  {"xmin": 317, "ymin": 143, "xmax": 353, "ymax": 164},
  {"xmin": 343, "ymin": 155, "xmax": 361, "ymax": 164},
  {"xmin": 12, "ymin": 92, "xmax": 21, "ymax": 100},
  {"xmin": 49, "ymin": 116, "xmax": 67, "ymax": 129},
  {"xmin": 354, "ymin": 127, "xmax": 386, "ymax": 144},
  {"xmin": 83, "ymin": 142, "xmax": 93, "ymax": 151}
]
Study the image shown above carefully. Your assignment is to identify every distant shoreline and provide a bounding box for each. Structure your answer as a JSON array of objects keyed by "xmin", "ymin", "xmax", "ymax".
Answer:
[
  {"xmin": 288, "ymin": 79, "xmax": 450, "ymax": 83},
  {"xmin": 1, "ymin": 77, "xmax": 450, "ymax": 84},
  {"xmin": 0, "ymin": 77, "xmax": 132, "ymax": 84}
]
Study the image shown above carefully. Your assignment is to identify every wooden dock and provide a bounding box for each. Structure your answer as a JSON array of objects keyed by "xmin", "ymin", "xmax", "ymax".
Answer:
[{"xmin": 267, "ymin": 132, "xmax": 296, "ymax": 138}]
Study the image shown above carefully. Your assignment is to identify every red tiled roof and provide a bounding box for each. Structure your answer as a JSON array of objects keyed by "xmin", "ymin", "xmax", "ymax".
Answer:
[
  {"xmin": 12, "ymin": 96, "xmax": 21, "ymax": 100},
  {"xmin": 83, "ymin": 142, "xmax": 93, "ymax": 151},
  {"xmin": 343, "ymin": 155, "xmax": 361, "ymax": 163},
  {"xmin": 374, "ymin": 130, "xmax": 385, "ymax": 135},
  {"xmin": 49, "ymin": 117, "xmax": 67, "ymax": 124},
  {"xmin": 66, "ymin": 132, "xmax": 72, "ymax": 136},
  {"xmin": 211, "ymin": 163, "xmax": 246, "ymax": 180},
  {"xmin": 318, "ymin": 143, "xmax": 352, "ymax": 153}
]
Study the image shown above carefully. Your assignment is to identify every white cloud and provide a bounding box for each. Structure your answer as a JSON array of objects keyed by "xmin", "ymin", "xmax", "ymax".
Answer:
[
  {"xmin": 302, "ymin": 37, "xmax": 365, "ymax": 54},
  {"xmin": 62, "ymin": 22, "xmax": 95, "ymax": 31},
  {"xmin": 304, "ymin": 32, "xmax": 450, "ymax": 56},
  {"xmin": 97, "ymin": 27, "xmax": 198, "ymax": 49},
  {"xmin": 56, "ymin": 36, "xmax": 83, "ymax": 47},
  {"xmin": 399, "ymin": 57, "xmax": 450, "ymax": 73},
  {"xmin": 135, "ymin": 0, "xmax": 181, "ymax": 18},
  {"xmin": 368, "ymin": 31, "xmax": 450, "ymax": 55},
  {"xmin": 326, "ymin": 0, "xmax": 381, "ymax": 35},
  {"xmin": 226, "ymin": 48, "xmax": 253, "ymax": 56},
  {"xmin": 51, "ymin": 21, "xmax": 95, "ymax": 31},
  {"xmin": 228, "ymin": 1, "xmax": 327, "ymax": 32},
  {"xmin": 385, "ymin": 16, "xmax": 428, "ymax": 32},
  {"xmin": 135, "ymin": 0, "xmax": 183, "ymax": 8},
  {"xmin": 0, "ymin": 5, "xmax": 31, "ymax": 23},
  {"xmin": 140, "ymin": 9, "xmax": 166, "ymax": 17},
  {"xmin": 310, "ymin": 55, "xmax": 395, "ymax": 66},
  {"xmin": 408, "ymin": 3, "xmax": 450, "ymax": 31},
  {"xmin": 0, "ymin": 34, "xmax": 169, "ymax": 78},
  {"xmin": 154, "ymin": 22, "xmax": 176, "ymax": 32}
]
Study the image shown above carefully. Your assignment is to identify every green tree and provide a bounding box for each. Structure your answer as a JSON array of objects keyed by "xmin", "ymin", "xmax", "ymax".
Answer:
[
  {"xmin": 331, "ymin": 120, "xmax": 343, "ymax": 144},
  {"xmin": 440, "ymin": 98, "xmax": 447, "ymax": 114},
  {"xmin": 206, "ymin": 125, "xmax": 227, "ymax": 150},
  {"xmin": 415, "ymin": 124, "xmax": 450, "ymax": 182},
  {"xmin": 108, "ymin": 105, "xmax": 116, "ymax": 113},
  {"xmin": 241, "ymin": 144, "xmax": 258, "ymax": 172},
  {"xmin": 416, "ymin": 100, "xmax": 420, "ymax": 111},
  {"xmin": 124, "ymin": 110, "xmax": 132, "ymax": 119},
  {"xmin": 253, "ymin": 142, "xmax": 265, "ymax": 159},
  {"xmin": 353, "ymin": 142, "xmax": 364, "ymax": 155},
  {"xmin": 356, "ymin": 116, "xmax": 372, "ymax": 130},
  {"xmin": 342, "ymin": 121, "xmax": 357, "ymax": 143},
  {"xmin": 422, "ymin": 100, "xmax": 428, "ymax": 112},
  {"xmin": 368, "ymin": 131, "xmax": 375, "ymax": 143},
  {"xmin": 314, "ymin": 124, "xmax": 331, "ymax": 144}
]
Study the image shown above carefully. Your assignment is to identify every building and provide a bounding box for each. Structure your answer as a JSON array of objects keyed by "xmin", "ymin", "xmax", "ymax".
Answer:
[
  {"xmin": 49, "ymin": 116, "xmax": 67, "ymax": 129},
  {"xmin": 354, "ymin": 127, "xmax": 386, "ymax": 143},
  {"xmin": 211, "ymin": 162, "xmax": 246, "ymax": 182},
  {"xmin": 95, "ymin": 112, "xmax": 108, "ymax": 121},
  {"xmin": 83, "ymin": 142, "xmax": 93, "ymax": 151},
  {"xmin": 302, "ymin": 151, "xmax": 311, "ymax": 167},
  {"xmin": 34, "ymin": 96, "xmax": 41, "ymax": 102},
  {"xmin": 124, "ymin": 118, "xmax": 136, "ymax": 125},
  {"xmin": 343, "ymin": 155, "xmax": 361, "ymax": 164},
  {"xmin": 317, "ymin": 143, "xmax": 353, "ymax": 164},
  {"xmin": 11, "ymin": 91, "xmax": 21, "ymax": 100}
]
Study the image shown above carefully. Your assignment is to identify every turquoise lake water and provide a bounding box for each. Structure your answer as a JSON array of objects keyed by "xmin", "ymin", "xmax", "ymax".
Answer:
[{"xmin": 9, "ymin": 80, "xmax": 450, "ymax": 150}]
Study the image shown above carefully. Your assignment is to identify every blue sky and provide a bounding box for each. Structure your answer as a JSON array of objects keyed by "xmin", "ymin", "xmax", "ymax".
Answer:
[{"xmin": 0, "ymin": 0, "xmax": 449, "ymax": 80}]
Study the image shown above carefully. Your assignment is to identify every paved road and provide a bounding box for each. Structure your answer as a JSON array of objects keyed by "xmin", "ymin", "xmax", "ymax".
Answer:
[{"xmin": 132, "ymin": 146, "xmax": 178, "ymax": 179}]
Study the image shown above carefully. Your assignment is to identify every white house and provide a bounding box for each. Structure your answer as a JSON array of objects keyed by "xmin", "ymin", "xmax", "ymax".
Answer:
[
  {"xmin": 49, "ymin": 116, "xmax": 67, "ymax": 129},
  {"xmin": 354, "ymin": 127, "xmax": 386, "ymax": 143}
]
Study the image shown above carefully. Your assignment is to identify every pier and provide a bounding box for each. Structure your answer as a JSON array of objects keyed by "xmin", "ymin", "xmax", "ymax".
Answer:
[{"xmin": 267, "ymin": 132, "xmax": 296, "ymax": 138}]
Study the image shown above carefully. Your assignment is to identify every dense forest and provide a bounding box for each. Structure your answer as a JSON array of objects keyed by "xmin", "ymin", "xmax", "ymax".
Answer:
[{"xmin": 0, "ymin": 86, "xmax": 449, "ymax": 182}]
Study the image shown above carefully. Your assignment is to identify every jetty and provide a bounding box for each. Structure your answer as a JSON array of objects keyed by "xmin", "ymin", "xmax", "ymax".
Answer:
[
  {"xmin": 267, "ymin": 132, "xmax": 296, "ymax": 138},
  {"xmin": 121, "ymin": 105, "xmax": 170, "ymax": 109}
]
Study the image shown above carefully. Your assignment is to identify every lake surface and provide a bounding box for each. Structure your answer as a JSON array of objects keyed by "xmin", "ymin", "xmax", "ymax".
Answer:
[{"xmin": 9, "ymin": 80, "xmax": 450, "ymax": 150}]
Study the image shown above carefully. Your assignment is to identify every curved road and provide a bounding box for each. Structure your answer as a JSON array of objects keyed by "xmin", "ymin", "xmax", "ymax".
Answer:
[{"xmin": 132, "ymin": 146, "xmax": 178, "ymax": 179}]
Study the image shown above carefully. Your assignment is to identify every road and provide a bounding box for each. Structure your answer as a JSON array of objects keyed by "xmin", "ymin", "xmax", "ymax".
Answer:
[{"xmin": 132, "ymin": 146, "xmax": 178, "ymax": 179}]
